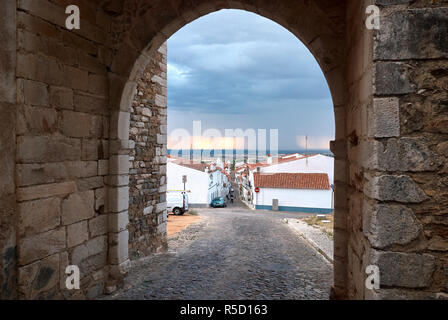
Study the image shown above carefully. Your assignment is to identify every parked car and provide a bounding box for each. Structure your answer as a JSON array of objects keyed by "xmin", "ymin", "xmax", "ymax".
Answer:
[
  {"xmin": 167, "ymin": 192, "xmax": 189, "ymax": 215},
  {"xmin": 211, "ymin": 197, "xmax": 227, "ymax": 208}
]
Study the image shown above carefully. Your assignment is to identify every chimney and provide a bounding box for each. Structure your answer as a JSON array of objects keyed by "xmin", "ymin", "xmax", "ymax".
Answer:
[{"xmin": 267, "ymin": 154, "xmax": 272, "ymax": 164}]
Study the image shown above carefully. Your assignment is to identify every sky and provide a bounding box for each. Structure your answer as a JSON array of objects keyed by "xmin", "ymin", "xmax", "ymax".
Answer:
[{"xmin": 167, "ymin": 9, "xmax": 334, "ymax": 151}]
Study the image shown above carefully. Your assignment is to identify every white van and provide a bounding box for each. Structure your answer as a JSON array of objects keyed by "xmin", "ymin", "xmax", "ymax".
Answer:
[{"xmin": 166, "ymin": 192, "xmax": 189, "ymax": 215}]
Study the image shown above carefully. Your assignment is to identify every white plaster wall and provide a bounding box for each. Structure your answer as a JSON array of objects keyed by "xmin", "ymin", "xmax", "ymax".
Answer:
[
  {"xmin": 261, "ymin": 154, "xmax": 335, "ymax": 184},
  {"xmin": 254, "ymin": 188, "xmax": 332, "ymax": 209},
  {"xmin": 167, "ymin": 162, "xmax": 209, "ymax": 204}
]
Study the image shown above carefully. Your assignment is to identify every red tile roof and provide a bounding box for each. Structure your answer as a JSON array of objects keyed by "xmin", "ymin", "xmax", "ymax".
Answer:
[
  {"xmin": 242, "ymin": 154, "xmax": 318, "ymax": 172},
  {"xmin": 253, "ymin": 173, "xmax": 331, "ymax": 190},
  {"xmin": 172, "ymin": 160, "xmax": 209, "ymax": 172}
]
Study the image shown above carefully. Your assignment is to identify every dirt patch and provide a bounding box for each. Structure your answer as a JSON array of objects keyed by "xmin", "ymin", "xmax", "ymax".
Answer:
[
  {"xmin": 302, "ymin": 214, "xmax": 334, "ymax": 238},
  {"xmin": 167, "ymin": 213, "xmax": 201, "ymax": 237}
]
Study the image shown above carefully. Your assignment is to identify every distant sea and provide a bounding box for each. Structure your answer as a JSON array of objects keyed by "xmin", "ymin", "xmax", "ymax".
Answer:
[{"xmin": 168, "ymin": 149, "xmax": 334, "ymax": 159}]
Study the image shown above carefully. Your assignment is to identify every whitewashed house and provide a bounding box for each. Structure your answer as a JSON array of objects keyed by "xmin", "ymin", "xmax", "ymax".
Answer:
[
  {"xmin": 236, "ymin": 153, "xmax": 334, "ymax": 213},
  {"xmin": 167, "ymin": 159, "xmax": 230, "ymax": 207},
  {"xmin": 251, "ymin": 172, "xmax": 333, "ymax": 213},
  {"xmin": 261, "ymin": 154, "xmax": 334, "ymax": 185}
]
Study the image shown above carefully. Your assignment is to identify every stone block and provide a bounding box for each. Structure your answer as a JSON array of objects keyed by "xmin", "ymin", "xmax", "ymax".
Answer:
[
  {"xmin": 0, "ymin": 0, "xmax": 16, "ymax": 102},
  {"xmin": 17, "ymin": 53, "xmax": 64, "ymax": 86},
  {"xmin": 109, "ymin": 260, "xmax": 130, "ymax": 280},
  {"xmin": 0, "ymin": 102, "xmax": 16, "ymax": 196},
  {"xmin": 157, "ymin": 134, "xmax": 167, "ymax": 145},
  {"xmin": 17, "ymin": 161, "xmax": 97, "ymax": 187},
  {"xmin": 64, "ymin": 66, "xmax": 89, "ymax": 91},
  {"xmin": 17, "ymin": 181, "xmax": 77, "ymax": 202},
  {"xmin": 18, "ymin": 0, "xmax": 67, "ymax": 28},
  {"xmin": 17, "ymin": 105, "xmax": 58, "ymax": 135},
  {"xmin": 18, "ymin": 253, "xmax": 59, "ymax": 299},
  {"xmin": 77, "ymin": 176, "xmax": 104, "ymax": 192},
  {"xmin": 71, "ymin": 235, "xmax": 107, "ymax": 265},
  {"xmin": 88, "ymin": 74, "xmax": 108, "ymax": 96},
  {"xmin": 67, "ymin": 221, "xmax": 88, "ymax": 248},
  {"xmin": 143, "ymin": 206, "xmax": 153, "ymax": 215},
  {"xmin": 89, "ymin": 215, "xmax": 108, "ymax": 237},
  {"xmin": 108, "ymin": 211, "xmax": 129, "ymax": 233},
  {"xmin": 62, "ymin": 111, "xmax": 94, "ymax": 138},
  {"xmin": 94, "ymin": 187, "xmax": 106, "ymax": 211},
  {"xmin": 18, "ymin": 197, "xmax": 61, "ymax": 237},
  {"xmin": 368, "ymin": 97, "xmax": 400, "ymax": 138},
  {"xmin": 369, "ymin": 250, "xmax": 435, "ymax": 288},
  {"xmin": 81, "ymin": 139, "xmax": 100, "ymax": 161},
  {"xmin": 18, "ymin": 79, "xmax": 48, "ymax": 106},
  {"xmin": 155, "ymin": 202, "xmax": 167, "ymax": 214},
  {"xmin": 49, "ymin": 86, "xmax": 73, "ymax": 109},
  {"xmin": 107, "ymin": 186, "xmax": 129, "ymax": 213},
  {"xmin": 109, "ymin": 155, "xmax": 129, "ymax": 174},
  {"xmin": 375, "ymin": 8, "xmax": 448, "ymax": 60},
  {"xmin": 17, "ymin": 136, "xmax": 81, "ymax": 163},
  {"xmin": 73, "ymin": 92, "xmax": 108, "ymax": 116},
  {"xmin": 364, "ymin": 175, "xmax": 428, "ymax": 203},
  {"xmin": 61, "ymin": 191, "xmax": 95, "ymax": 225},
  {"xmin": 375, "ymin": 62, "xmax": 415, "ymax": 95},
  {"xmin": 108, "ymin": 231, "xmax": 129, "ymax": 264},
  {"xmin": 363, "ymin": 201, "xmax": 422, "ymax": 249},
  {"xmin": 98, "ymin": 160, "xmax": 108, "ymax": 176},
  {"xmin": 110, "ymin": 111, "xmax": 130, "ymax": 140},
  {"xmin": 105, "ymin": 175, "xmax": 129, "ymax": 187},
  {"xmin": 366, "ymin": 288, "xmax": 447, "ymax": 300},
  {"xmin": 19, "ymin": 228, "xmax": 66, "ymax": 265},
  {"xmin": 372, "ymin": 138, "xmax": 442, "ymax": 172}
]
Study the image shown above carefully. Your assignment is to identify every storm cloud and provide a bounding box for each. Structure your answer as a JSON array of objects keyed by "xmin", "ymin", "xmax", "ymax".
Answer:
[{"xmin": 167, "ymin": 9, "xmax": 334, "ymax": 150}]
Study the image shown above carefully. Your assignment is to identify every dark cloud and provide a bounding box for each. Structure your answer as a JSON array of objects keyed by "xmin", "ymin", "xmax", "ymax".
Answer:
[{"xmin": 167, "ymin": 9, "xmax": 334, "ymax": 150}]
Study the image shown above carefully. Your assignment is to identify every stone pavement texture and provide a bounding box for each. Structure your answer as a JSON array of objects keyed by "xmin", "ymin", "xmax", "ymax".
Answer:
[
  {"xmin": 107, "ymin": 206, "xmax": 333, "ymax": 300},
  {"xmin": 287, "ymin": 219, "xmax": 334, "ymax": 263},
  {"xmin": 166, "ymin": 213, "xmax": 201, "ymax": 237}
]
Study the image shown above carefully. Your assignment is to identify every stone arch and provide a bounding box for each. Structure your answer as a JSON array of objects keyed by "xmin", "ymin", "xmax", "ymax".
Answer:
[{"xmin": 107, "ymin": 0, "xmax": 350, "ymax": 297}]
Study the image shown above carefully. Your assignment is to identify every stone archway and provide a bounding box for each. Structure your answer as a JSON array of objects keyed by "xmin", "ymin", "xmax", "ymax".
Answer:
[
  {"xmin": 0, "ymin": 0, "xmax": 446, "ymax": 300},
  {"xmin": 107, "ymin": 0, "xmax": 350, "ymax": 298}
]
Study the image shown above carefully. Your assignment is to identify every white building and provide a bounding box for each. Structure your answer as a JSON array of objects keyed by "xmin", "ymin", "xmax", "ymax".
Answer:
[
  {"xmin": 235, "ymin": 153, "xmax": 335, "ymax": 214},
  {"xmin": 261, "ymin": 154, "xmax": 334, "ymax": 185},
  {"xmin": 167, "ymin": 160, "xmax": 230, "ymax": 207},
  {"xmin": 251, "ymin": 172, "xmax": 333, "ymax": 213}
]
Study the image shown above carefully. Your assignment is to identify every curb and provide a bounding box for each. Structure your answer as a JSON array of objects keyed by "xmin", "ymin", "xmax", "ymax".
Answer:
[{"xmin": 284, "ymin": 219, "xmax": 334, "ymax": 265}]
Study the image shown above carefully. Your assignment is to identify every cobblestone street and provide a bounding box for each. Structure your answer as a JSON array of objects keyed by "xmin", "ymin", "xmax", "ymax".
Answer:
[{"xmin": 109, "ymin": 205, "xmax": 333, "ymax": 300}]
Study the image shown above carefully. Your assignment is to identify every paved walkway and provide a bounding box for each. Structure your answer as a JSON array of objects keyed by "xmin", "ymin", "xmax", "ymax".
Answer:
[
  {"xmin": 166, "ymin": 213, "xmax": 201, "ymax": 237},
  {"xmin": 108, "ymin": 206, "xmax": 333, "ymax": 300}
]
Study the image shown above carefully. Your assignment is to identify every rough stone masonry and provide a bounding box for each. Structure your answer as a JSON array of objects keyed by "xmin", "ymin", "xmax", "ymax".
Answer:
[{"xmin": 0, "ymin": 0, "xmax": 446, "ymax": 300}]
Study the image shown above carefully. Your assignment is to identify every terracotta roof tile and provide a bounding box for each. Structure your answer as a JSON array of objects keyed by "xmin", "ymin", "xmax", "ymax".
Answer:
[
  {"xmin": 254, "ymin": 173, "xmax": 331, "ymax": 190},
  {"xmin": 173, "ymin": 160, "xmax": 209, "ymax": 172}
]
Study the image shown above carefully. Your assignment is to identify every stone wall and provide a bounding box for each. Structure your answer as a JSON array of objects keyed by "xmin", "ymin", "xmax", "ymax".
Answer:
[
  {"xmin": 362, "ymin": 0, "xmax": 448, "ymax": 299},
  {"xmin": 0, "ymin": 0, "xmax": 446, "ymax": 300},
  {"xmin": 0, "ymin": 0, "xmax": 18, "ymax": 299},
  {"xmin": 9, "ymin": 0, "xmax": 114, "ymax": 299},
  {"xmin": 343, "ymin": 0, "xmax": 448, "ymax": 300},
  {"xmin": 343, "ymin": 0, "xmax": 376, "ymax": 299},
  {"xmin": 128, "ymin": 43, "xmax": 168, "ymax": 260}
]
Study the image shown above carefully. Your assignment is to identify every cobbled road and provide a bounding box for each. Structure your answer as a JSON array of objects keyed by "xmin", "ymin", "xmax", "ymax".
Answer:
[{"xmin": 108, "ymin": 204, "xmax": 333, "ymax": 300}]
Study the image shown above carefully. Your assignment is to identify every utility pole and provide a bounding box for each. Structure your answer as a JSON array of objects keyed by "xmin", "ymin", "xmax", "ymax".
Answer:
[{"xmin": 306, "ymin": 135, "xmax": 309, "ymax": 166}]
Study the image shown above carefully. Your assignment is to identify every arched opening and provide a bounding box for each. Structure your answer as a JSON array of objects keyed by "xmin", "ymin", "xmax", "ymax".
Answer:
[
  {"xmin": 4, "ymin": 0, "xmax": 445, "ymax": 301},
  {"xmin": 108, "ymin": 1, "xmax": 349, "ymax": 298}
]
